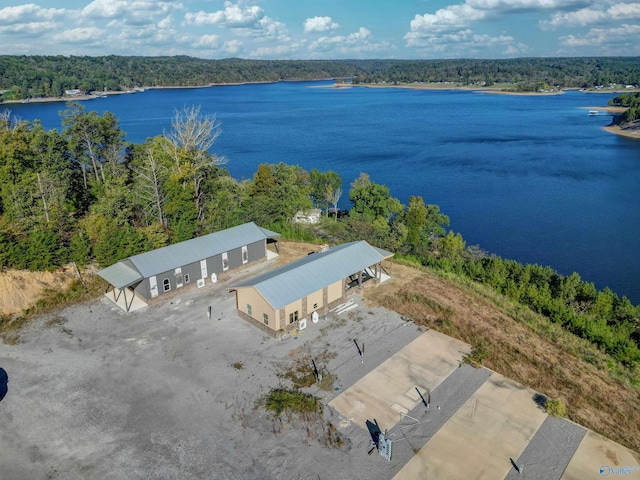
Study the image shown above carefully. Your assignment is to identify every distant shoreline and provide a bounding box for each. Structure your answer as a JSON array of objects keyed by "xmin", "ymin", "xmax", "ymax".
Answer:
[
  {"xmin": 5, "ymin": 81, "xmax": 639, "ymax": 141},
  {"xmin": 331, "ymin": 82, "xmax": 564, "ymax": 95},
  {"xmin": 603, "ymin": 123, "xmax": 640, "ymax": 139},
  {"xmin": 1, "ymin": 81, "xmax": 281, "ymax": 105},
  {"xmin": 5, "ymin": 80, "xmax": 639, "ymax": 105}
]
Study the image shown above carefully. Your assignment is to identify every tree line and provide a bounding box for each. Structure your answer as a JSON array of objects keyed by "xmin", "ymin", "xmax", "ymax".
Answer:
[
  {"xmin": 1, "ymin": 56, "xmax": 639, "ymax": 101},
  {"xmin": 610, "ymin": 92, "xmax": 640, "ymax": 124},
  {"xmin": 0, "ymin": 103, "xmax": 638, "ymax": 370}
]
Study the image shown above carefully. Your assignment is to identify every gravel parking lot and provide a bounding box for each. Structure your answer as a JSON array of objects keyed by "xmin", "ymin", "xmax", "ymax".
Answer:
[
  {"xmin": 0, "ymin": 257, "xmax": 431, "ymax": 480},
  {"xmin": 2, "ymin": 254, "xmax": 637, "ymax": 480}
]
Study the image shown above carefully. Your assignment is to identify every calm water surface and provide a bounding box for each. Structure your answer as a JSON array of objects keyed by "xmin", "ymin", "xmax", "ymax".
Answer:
[{"xmin": 8, "ymin": 82, "xmax": 640, "ymax": 304}]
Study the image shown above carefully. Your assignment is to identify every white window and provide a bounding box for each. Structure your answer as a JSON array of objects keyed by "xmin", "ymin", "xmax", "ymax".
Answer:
[
  {"xmin": 175, "ymin": 267, "xmax": 183, "ymax": 288},
  {"xmin": 184, "ymin": 274, "xmax": 190, "ymax": 284},
  {"xmin": 200, "ymin": 259, "xmax": 208, "ymax": 279},
  {"xmin": 263, "ymin": 313, "xmax": 269, "ymax": 325},
  {"xmin": 163, "ymin": 278, "xmax": 171, "ymax": 292}
]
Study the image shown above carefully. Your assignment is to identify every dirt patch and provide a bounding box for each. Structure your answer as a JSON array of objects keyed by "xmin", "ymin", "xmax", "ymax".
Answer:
[
  {"xmin": 0, "ymin": 266, "xmax": 77, "ymax": 315},
  {"xmin": 272, "ymin": 240, "xmax": 325, "ymax": 265}
]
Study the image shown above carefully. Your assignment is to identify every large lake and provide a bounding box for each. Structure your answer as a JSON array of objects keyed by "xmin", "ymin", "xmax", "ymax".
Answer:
[{"xmin": 7, "ymin": 81, "xmax": 640, "ymax": 304}]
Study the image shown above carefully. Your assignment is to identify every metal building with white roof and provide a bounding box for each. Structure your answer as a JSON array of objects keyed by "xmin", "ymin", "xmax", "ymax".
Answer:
[
  {"xmin": 229, "ymin": 240, "xmax": 393, "ymax": 336},
  {"xmin": 98, "ymin": 222, "xmax": 280, "ymax": 311}
]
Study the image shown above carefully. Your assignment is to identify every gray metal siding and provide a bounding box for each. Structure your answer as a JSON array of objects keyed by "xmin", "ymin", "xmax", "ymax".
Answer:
[
  {"xmin": 227, "ymin": 248, "xmax": 243, "ymax": 270},
  {"xmin": 180, "ymin": 262, "xmax": 201, "ymax": 287},
  {"xmin": 128, "ymin": 222, "xmax": 279, "ymax": 278},
  {"xmin": 210, "ymin": 254, "xmax": 222, "ymax": 275},
  {"xmin": 248, "ymin": 240, "xmax": 265, "ymax": 262},
  {"xmin": 134, "ymin": 278, "xmax": 150, "ymax": 299},
  {"xmin": 134, "ymin": 241, "xmax": 267, "ymax": 299}
]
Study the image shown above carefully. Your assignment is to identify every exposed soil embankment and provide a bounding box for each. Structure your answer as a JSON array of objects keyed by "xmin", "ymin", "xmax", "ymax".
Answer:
[{"xmin": 0, "ymin": 266, "xmax": 76, "ymax": 315}]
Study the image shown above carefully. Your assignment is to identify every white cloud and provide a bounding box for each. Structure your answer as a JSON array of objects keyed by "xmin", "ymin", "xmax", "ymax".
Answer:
[
  {"xmin": 405, "ymin": 4, "xmax": 486, "ymax": 41},
  {"xmin": 0, "ymin": 3, "xmax": 67, "ymax": 22},
  {"xmin": 82, "ymin": 0, "xmax": 129, "ymax": 19},
  {"xmin": 467, "ymin": 0, "xmax": 588, "ymax": 11},
  {"xmin": 253, "ymin": 17, "xmax": 289, "ymax": 41},
  {"xmin": 504, "ymin": 42, "xmax": 530, "ymax": 55},
  {"xmin": 223, "ymin": 39, "xmax": 243, "ymax": 54},
  {"xmin": 82, "ymin": 0, "xmax": 182, "ymax": 21},
  {"xmin": 250, "ymin": 44, "xmax": 297, "ymax": 58},
  {"xmin": 346, "ymin": 27, "xmax": 371, "ymax": 42},
  {"xmin": 404, "ymin": 24, "xmax": 517, "ymax": 57},
  {"xmin": 307, "ymin": 27, "xmax": 393, "ymax": 57},
  {"xmin": 541, "ymin": 3, "xmax": 640, "ymax": 30},
  {"xmin": 194, "ymin": 34, "xmax": 220, "ymax": 48},
  {"xmin": 472, "ymin": 33, "xmax": 514, "ymax": 44},
  {"xmin": 0, "ymin": 21, "xmax": 61, "ymax": 35},
  {"xmin": 52, "ymin": 27, "xmax": 106, "ymax": 45},
  {"xmin": 560, "ymin": 23, "xmax": 640, "ymax": 48},
  {"xmin": 303, "ymin": 16, "xmax": 339, "ymax": 33},
  {"xmin": 185, "ymin": 2, "xmax": 264, "ymax": 28},
  {"xmin": 608, "ymin": 2, "xmax": 640, "ymax": 18},
  {"xmin": 183, "ymin": 1, "xmax": 287, "ymax": 41},
  {"xmin": 158, "ymin": 15, "xmax": 174, "ymax": 30},
  {"xmin": 539, "ymin": 7, "xmax": 606, "ymax": 29}
]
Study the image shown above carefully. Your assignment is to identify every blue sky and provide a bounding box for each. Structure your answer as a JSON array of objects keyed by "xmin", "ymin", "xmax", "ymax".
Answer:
[{"xmin": 1, "ymin": 0, "xmax": 639, "ymax": 59}]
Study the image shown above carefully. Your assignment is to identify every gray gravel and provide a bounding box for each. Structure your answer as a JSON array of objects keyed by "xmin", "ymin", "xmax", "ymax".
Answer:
[
  {"xmin": 0, "ymin": 263, "xmax": 429, "ymax": 480},
  {"xmin": 0, "ymin": 259, "xmax": 599, "ymax": 480}
]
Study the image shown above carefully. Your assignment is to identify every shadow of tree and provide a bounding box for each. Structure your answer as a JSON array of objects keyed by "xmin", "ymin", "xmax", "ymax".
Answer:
[
  {"xmin": 0, "ymin": 367, "xmax": 7, "ymax": 402},
  {"xmin": 533, "ymin": 392, "xmax": 547, "ymax": 411}
]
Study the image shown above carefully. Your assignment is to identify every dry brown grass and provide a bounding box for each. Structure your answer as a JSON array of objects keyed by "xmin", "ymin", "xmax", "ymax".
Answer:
[{"xmin": 364, "ymin": 260, "xmax": 640, "ymax": 453}]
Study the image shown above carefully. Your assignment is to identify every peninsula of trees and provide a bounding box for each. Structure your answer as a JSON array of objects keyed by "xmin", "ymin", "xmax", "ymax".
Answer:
[{"xmin": 1, "ymin": 56, "xmax": 639, "ymax": 101}]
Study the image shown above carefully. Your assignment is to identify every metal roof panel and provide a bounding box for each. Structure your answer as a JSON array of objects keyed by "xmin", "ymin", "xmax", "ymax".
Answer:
[
  {"xmin": 127, "ymin": 222, "xmax": 278, "ymax": 278},
  {"xmin": 232, "ymin": 241, "xmax": 393, "ymax": 309},
  {"xmin": 97, "ymin": 261, "xmax": 143, "ymax": 289}
]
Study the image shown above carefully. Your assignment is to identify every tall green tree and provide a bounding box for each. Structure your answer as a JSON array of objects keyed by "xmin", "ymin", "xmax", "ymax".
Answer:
[
  {"xmin": 349, "ymin": 172, "xmax": 403, "ymax": 224},
  {"xmin": 244, "ymin": 163, "xmax": 312, "ymax": 226},
  {"xmin": 310, "ymin": 169, "xmax": 342, "ymax": 215},
  {"xmin": 130, "ymin": 138, "xmax": 171, "ymax": 227},
  {"xmin": 163, "ymin": 105, "xmax": 227, "ymax": 222},
  {"xmin": 61, "ymin": 102, "xmax": 125, "ymax": 190}
]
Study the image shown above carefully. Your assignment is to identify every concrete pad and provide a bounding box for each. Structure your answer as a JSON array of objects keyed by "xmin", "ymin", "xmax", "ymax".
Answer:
[
  {"xmin": 103, "ymin": 287, "xmax": 147, "ymax": 312},
  {"xmin": 561, "ymin": 431, "xmax": 640, "ymax": 480},
  {"xmin": 329, "ymin": 329, "xmax": 470, "ymax": 431},
  {"xmin": 395, "ymin": 372, "xmax": 547, "ymax": 480}
]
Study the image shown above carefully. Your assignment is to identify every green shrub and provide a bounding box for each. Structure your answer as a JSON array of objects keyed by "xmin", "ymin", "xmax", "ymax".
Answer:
[
  {"xmin": 545, "ymin": 397, "xmax": 567, "ymax": 417},
  {"xmin": 264, "ymin": 389, "xmax": 320, "ymax": 416}
]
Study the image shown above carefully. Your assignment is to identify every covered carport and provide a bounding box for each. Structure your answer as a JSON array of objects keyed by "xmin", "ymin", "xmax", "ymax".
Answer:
[{"xmin": 97, "ymin": 260, "xmax": 147, "ymax": 312}]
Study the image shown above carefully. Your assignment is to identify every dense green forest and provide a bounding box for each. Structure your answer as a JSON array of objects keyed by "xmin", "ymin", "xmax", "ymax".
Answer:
[
  {"xmin": 610, "ymin": 92, "xmax": 640, "ymax": 123},
  {"xmin": 0, "ymin": 103, "xmax": 639, "ymax": 373},
  {"xmin": 1, "ymin": 56, "xmax": 639, "ymax": 100}
]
